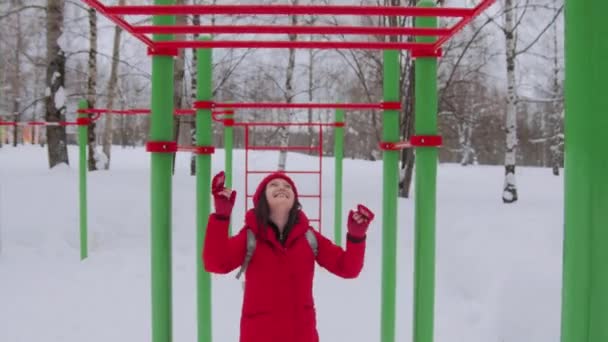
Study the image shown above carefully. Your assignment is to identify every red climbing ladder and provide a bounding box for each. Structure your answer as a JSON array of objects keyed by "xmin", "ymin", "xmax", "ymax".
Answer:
[{"xmin": 244, "ymin": 122, "xmax": 324, "ymax": 232}]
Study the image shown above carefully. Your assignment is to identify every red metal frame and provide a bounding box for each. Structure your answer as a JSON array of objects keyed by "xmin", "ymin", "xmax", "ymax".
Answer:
[
  {"xmin": 244, "ymin": 122, "xmax": 325, "ymax": 232},
  {"xmin": 81, "ymin": 0, "xmax": 495, "ymax": 53},
  {"xmin": 196, "ymin": 101, "xmax": 399, "ymax": 111}
]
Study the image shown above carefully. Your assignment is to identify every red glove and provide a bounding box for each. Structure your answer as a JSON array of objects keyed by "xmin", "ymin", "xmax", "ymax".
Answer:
[
  {"xmin": 347, "ymin": 204, "xmax": 375, "ymax": 238},
  {"xmin": 212, "ymin": 171, "xmax": 236, "ymax": 218}
]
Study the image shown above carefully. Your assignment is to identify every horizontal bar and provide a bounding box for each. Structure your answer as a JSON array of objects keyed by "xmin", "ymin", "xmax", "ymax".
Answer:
[
  {"xmin": 213, "ymin": 102, "xmax": 387, "ymax": 110},
  {"xmin": 82, "ymin": 0, "xmax": 154, "ymax": 48},
  {"xmin": 433, "ymin": 0, "xmax": 496, "ymax": 50},
  {"xmin": 133, "ymin": 24, "xmax": 452, "ymax": 37},
  {"xmin": 246, "ymin": 170, "xmax": 321, "ymax": 174},
  {"xmin": 235, "ymin": 122, "xmax": 334, "ymax": 127},
  {"xmin": 106, "ymin": 4, "xmax": 474, "ymax": 17},
  {"xmin": 154, "ymin": 40, "xmax": 431, "ymax": 50},
  {"xmin": 77, "ymin": 108, "xmax": 195, "ymax": 115},
  {"xmin": 0, "ymin": 121, "xmax": 80, "ymax": 127},
  {"xmin": 247, "ymin": 146, "xmax": 318, "ymax": 151},
  {"xmin": 246, "ymin": 194, "xmax": 321, "ymax": 198}
]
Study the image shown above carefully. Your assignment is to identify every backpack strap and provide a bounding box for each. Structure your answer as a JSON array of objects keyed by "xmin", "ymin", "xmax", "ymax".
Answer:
[
  {"xmin": 236, "ymin": 228, "xmax": 256, "ymax": 279},
  {"xmin": 305, "ymin": 229, "xmax": 318, "ymax": 258}
]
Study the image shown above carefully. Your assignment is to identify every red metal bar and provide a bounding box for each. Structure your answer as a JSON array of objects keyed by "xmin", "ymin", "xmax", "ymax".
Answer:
[
  {"xmin": 78, "ymin": 108, "xmax": 196, "ymax": 115},
  {"xmin": 318, "ymin": 123, "xmax": 323, "ymax": 233},
  {"xmin": 133, "ymin": 25, "xmax": 452, "ymax": 37},
  {"xmin": 0, "ymin": 120, "xmax": 84, "ymax": 126},
  {"xmin": 234, "ymin": 122, "xmax": 337, "ymax": 127},
  {"xmin": 154, "ymin": 40, "xmax": 432, "ymax": 51},
  {"xmin": 379, "ymin": 141, "xmax": 413, "ymax": 150},
  {"xmin": 245, "ymin": 126, "xmax": 250, "ymax": 211},
  {"xmin": 247, "ymin": 170, "xmax": 321, "ymax": 174},
  {"xmin": 212, "ymin": 102, "xmax": 389, "ymax": 110},
  {"xmin": 432, "ymin": 0, "xmax": 496, "ymax": 50},
  {"xmin": 82, "ymin": 0, "xmax": 154, "ymax": 48},
  {"xmin": 246, "ymin": 194, "xmax": 320, "ymax": 198},
  {"xmin": 177, "ymin": 145, "xmax": 215, "ymax": 154},
  {"xmin": 105, "ymin": 4, "xmax": 474, "ymax": 17},
  {"xmin": 146, "ymin": 141, "xmax": 178, "ymax": 153},
  {"xmin": 247, "ymin": 146, "xmax": 318, "ymax": 151}
]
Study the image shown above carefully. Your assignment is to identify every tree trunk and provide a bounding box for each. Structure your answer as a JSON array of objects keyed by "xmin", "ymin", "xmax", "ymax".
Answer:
[
  {"xmin": 549, "ymin": 16, "xmax": 563, "ymax": 176},
  {"xmin": 12, "ymin": 0, "xmax": 22, "ymax": 147},
  {"xmin": 396, "ymin": 0, "xmax": 416, "ymax": 198},
  {"xmin": 502, "ymin": 0, "xmax": 518, "ymax": 203},
  {"xmin": 101, "ymin": 0, "xmax": 124, "ymax": 170},
  {"xmin": 172, "ymin": 0, "xmax": 187, "ymax": 175},
  {"xmin": 459, "ymin": 119, "xmax": 477, "ymax": 166},
  {"xmin": 277, "ymin": 0, "xmax": 298, "ymax": 171},
  {"xmin": 45, "ymin": 0, "xmax": 69, "ymax": 168},
  {"xmin": 190, "ymin": 12, "xmax": 201, "ymax": 176},
  {"xmin": 87, "ymin": 6, "xmax": 99, "ymax": 171}
]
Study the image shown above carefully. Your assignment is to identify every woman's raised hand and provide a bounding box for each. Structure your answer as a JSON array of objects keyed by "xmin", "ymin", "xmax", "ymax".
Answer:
[{"xmin": 211, "ymin": 171, "xmax": 236, "ymax": 218}]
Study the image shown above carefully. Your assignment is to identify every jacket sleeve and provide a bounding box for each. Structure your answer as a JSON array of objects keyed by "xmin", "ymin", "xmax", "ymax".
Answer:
[
  {"xmin": 313, "ymin": 230, "xmax": 366, "ymax": 279},
  {"xmin": 202, "ymin": 213, "xmax": 247, "ymax": 274}
]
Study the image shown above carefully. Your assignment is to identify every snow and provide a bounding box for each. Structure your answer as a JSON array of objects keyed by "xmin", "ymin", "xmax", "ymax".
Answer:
[
  {"xmin": 0, "ymin": 145, "xmax": 563, "ymax": 341},
  {"xmin": 54, "ymin": 86, "xmax": 66, "ymax": 110}
]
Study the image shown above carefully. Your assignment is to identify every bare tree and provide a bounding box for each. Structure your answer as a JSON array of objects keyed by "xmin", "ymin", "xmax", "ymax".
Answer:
[
  {"xmin": 172, "ymin": 0, "xmax": 187, "ymax": 174},
  {"xmin": 497, "ymin": 0, "xmax": 564, "ymax": 203},
  {"xmin": 10, "ymin": 0, "xmax": 24, "ymax": 147},
  {"xmin": 87, "ymin": 4, "xmax": 99, "ymax": 170},
  {"xmin": 101, "ymin": 0, "xmax": 125, "ymax": 170},
  {"xmin": 277, "ymin": 0, "xmax": 299, "ymax": 171},
  {"xmin": 45, "ymin": 0, "xmax": 69, "ymax": 168}
]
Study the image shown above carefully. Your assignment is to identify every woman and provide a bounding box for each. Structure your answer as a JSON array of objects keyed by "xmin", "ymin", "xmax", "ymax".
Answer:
[{"xmin": 203, "ymin": 171, "xmax": 374, "ymax": 342}]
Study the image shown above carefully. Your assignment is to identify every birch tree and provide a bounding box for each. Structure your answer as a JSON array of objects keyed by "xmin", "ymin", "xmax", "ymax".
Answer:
[
  {"xmin": 277, "ymin": 0, "xmax": 299, "ymax": 171},
  {"xmin": 101, "ymin": 0, "xmax": 125, "ymax": 170},
  {"xmin": 87, "ymin": 4, "xmax": 100, "ymax": 170},
  {"xmin": 172, "ymin": 0, "xmax": 187, "ymax": 174},
  {"xmin": 546, "ymin": 8, "xmax": 564, "ymax": 175},
  {"xmin": 45, "ymin": 0, "xmax": 69, "ymax": 168},
  {"xmin": 10, "ymin": 0, "xmax": 24, "ymax": 147},
  {"xmin": 498, "ymin": 0, "xmax": 563, "ymax": 203}
]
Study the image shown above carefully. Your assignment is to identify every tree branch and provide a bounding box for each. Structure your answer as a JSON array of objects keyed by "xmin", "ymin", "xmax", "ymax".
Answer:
[{"xmin": 515, "ymin": 4, "xmax": 564, "ymax": 56}]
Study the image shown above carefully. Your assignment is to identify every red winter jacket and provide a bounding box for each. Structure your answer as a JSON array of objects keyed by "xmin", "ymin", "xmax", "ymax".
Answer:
[{"xmin": 203, "ymin": 209, "xmax": 366, "ymax": 342}]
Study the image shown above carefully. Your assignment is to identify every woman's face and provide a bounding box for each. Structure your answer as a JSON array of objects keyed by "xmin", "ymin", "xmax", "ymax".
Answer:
[{"xmin": 265, "ymin": 178, "xmax": 295, "ymax": 213}]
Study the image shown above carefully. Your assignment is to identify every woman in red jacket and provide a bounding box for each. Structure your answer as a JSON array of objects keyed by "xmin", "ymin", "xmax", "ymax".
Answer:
[{"xmin": 203, "ymin": 171, "xmax": 374, "ymax": 342}]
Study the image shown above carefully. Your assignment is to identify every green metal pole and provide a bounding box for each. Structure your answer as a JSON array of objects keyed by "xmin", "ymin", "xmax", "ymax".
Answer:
[
  {"xmin": 197, "ymin": 36, "xmax": 213, "ymax": 342},
  {"xmin": 561, "ymin": 1, "xmax": 608, "ymax": 341},
  {"xmin": 334, "ymin": 109, "xmax": 344, "ymax": 246},
  {"xmin": 150, "ymin": 1, "xmax": 174, "ymax": 341},
  {"xmin": 224, "ymin": 108, "xmax": 233, "ymax": 235},
  {"xmin": 78, "ymin": 99, "xmax": 88, "ymax": 260},
  {"xmin": 381, "ymin": 50, "xmax": 400, "ymax": 342},
  {"xmin": 413, "ymin": 2, "xmax": 438, "ymax": 342}
]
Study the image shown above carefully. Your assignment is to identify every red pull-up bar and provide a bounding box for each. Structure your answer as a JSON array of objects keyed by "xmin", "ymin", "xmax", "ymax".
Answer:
[
  {"xmin": 133, "ymin": 25, "xmax": 452, "ymax": 37},
  {"xmin": 194, "ymin": 101, "xmax": 400, "ymax": 110},
  {"xmin": 103, "ymin": 4, "xmax": 475, "ymax": 17},
  {"xmin": 81, "ymin": 0, "xmax": 496, "ymax": 52}
]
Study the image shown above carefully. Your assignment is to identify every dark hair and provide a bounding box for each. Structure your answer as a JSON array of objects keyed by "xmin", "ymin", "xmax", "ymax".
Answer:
[{"xmin": 254, "ymin": 191, "xmax": 301, "ymax": 240}]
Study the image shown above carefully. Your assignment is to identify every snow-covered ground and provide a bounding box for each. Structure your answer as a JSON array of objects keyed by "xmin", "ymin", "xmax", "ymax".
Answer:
[{"xmin": 0, "ymin": 145, "xmax": 563, "ymax": 341}]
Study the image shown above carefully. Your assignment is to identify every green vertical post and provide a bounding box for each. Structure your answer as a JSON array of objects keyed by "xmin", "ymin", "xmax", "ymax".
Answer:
[
  {"xmin": 224, "ymin": 108, "xmax": 234, "ymax": 235},
  {"xmin": 381, "ymin": 50, "xmax": 400, "ymax": 342},
  {"xmin": 413, "ymin": 2, "xmax": 438, "ymax": 342},
  {"xmin": 150, "ymin": 1, "xmax": 175, "ymax": 341},
  {"xmin": 196, "ymin": 36, "xmax": 213, "ymax": 342},
  {"xmin": 334, "ymin": 109, "xmax": 344, "ymax": 246},
  {"xmin": 561, "ymin": 1, "xmax": 608, "ymax": 341},
  {"xmin": 78, "ymin": 99, "xmax": 88, "ymax": 260}
]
